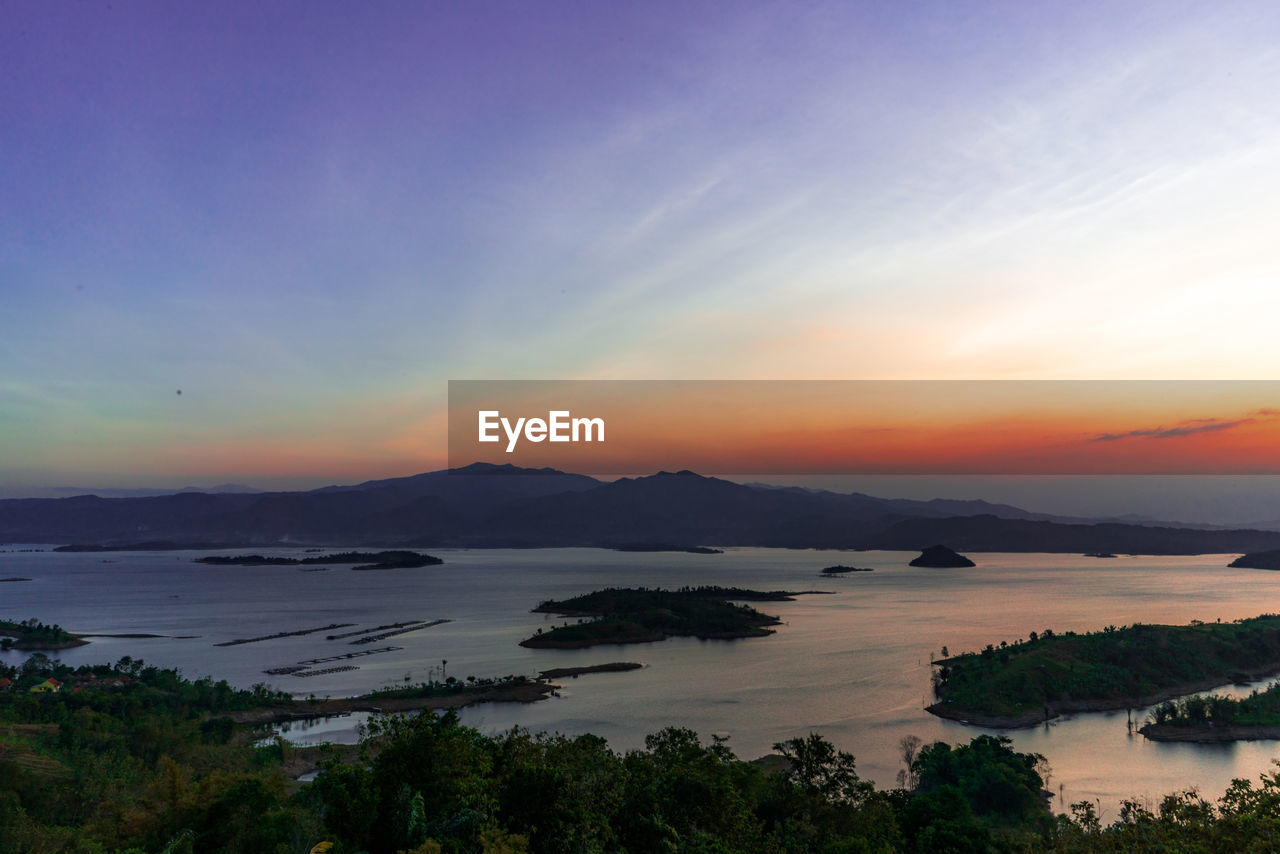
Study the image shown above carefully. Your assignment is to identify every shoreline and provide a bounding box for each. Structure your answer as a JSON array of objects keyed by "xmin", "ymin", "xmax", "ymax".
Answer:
[
  {"xmin": 227, "ymin": 680, "xmax": 558, "ymax": 726},
  {"xmin": 0, "ymin": 628, "xmax": 90, "ymax": 650},
  {"xmin": 927, "ymin": 665, "xmax": 1280, "ymax": 731},
  {"xmin": 1139, "ymin": 723, "xmax": 1280, "ymax": 742},
  {"xmin": 520, "ymin": 627, "xmax": 774, "ymax": 649},
  {"xmin": 6, "ymin": 638, "xmax": 90, "ymax": 650},
  {"xmin": 538, "ymin": 662, "xmax": 642, "ymax": 678}
]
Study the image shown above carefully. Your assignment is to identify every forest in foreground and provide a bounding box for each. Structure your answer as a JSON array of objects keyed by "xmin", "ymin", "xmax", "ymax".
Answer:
[{"xmin": 7, "ymin": 651, "xmax": 1280, "ymax": 853}]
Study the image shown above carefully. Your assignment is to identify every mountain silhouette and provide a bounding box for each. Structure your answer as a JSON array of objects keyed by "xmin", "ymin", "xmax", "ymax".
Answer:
[{"xmin": 5, "ymin": 463, "xmax": 1280, "ymax": 555}]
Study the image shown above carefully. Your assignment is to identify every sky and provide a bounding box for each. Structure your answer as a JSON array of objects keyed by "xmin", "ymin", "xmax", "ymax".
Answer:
[
  {"xmin": 449, "ymin": 380, "xmax": 1280, "ymax": 475},
  {"xmin": 4, "ymin": 1, "xmax": 1280, "ymax": 512}
]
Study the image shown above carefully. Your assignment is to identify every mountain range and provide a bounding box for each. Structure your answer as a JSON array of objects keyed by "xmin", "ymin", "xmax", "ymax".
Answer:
[{"xmin": 3, "ymin": 462, "xmax": 1280, "ymax": 555}]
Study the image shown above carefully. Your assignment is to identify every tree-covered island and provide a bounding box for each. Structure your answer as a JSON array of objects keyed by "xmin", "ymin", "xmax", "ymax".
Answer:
[
  {"xmin": 1139, "ymin": 680, "xmax": 1280, "ymax": 741},
  {"xmin": 821, "ymin": 565, "xmax": 874, "ymax": 574},
  {"xmin": 929, "ymin": 615, "xmax": 1280, "ymax": 728},
  {"xmin": 519, "ymin": 586, "xmax": 807, "ymax": 648},
  {"xmin": 0, "ymin": 618, "xmax": 88, "ymax": 650},
  {"xmin": 195, "ymin": 550, "xmax": 443, "ymax": 570}
]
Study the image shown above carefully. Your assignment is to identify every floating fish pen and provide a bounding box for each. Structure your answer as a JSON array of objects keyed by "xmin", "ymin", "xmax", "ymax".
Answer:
[
  {"xmin": 326, "ymin": 619, "xmax": 427, "ymax": 640},
  {"xmin": 296, "ymin": 646, "xmax": 402, "ymax": 665},
  {"xmin": 349, "ymin": 619, "xmax": 452, "ymax": 645},
  {"xmin": 290, "ymin": 665, "xmax": 359, "ymax": 677}
]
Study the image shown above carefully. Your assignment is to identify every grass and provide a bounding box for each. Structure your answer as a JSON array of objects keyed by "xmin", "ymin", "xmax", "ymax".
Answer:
[{"xmin": 0, "ymin": 729, "xmax": 68, "ymax": 779}]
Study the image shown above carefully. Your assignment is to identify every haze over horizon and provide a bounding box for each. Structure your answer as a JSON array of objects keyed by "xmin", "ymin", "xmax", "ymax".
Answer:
[
  {"xmin": 5, "ymin": 2, "xmax": 1280, "ymax": 506},
  {"xmin": 6, "ymin": 466, "xmax": 1280, "ymax": 531}
]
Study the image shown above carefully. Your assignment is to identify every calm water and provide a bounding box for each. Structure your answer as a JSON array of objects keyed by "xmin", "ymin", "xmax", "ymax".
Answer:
[{"xmin": 3, "ymin": 545, "xmax": 1280, "ymax": 816}]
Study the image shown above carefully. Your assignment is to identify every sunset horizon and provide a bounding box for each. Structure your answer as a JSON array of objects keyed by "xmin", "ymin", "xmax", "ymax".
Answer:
[
  {"xmin": 8, "ymin": 4, "xmax": 1280, "ymax": 850},
  {"xmin": 7, "ymin": 2, "xmax": 1280, "ymax": 490}
]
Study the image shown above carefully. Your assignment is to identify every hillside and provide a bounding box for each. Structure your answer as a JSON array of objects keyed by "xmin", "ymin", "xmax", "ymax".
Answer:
[{"xmin": 5, "ymin": 464, "xmax": 1280, "ymax": 555}]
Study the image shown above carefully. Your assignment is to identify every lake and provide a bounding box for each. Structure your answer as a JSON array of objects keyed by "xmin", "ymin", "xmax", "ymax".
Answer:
[{"xmin": 3, "ymin": 544, "xmax": 1279, "ymax": 816}]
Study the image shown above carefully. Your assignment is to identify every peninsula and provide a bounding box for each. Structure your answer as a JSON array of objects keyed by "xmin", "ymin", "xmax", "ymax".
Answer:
[
  {"xmin": 0, "ymin": 618, "xmax": 88, "ymax": 650},
  {"xmin": 928, "ymin": 615, "xmax": 1280, "ymax": 728},
  {"xmin": 1229, "ymin": 550, "xmax": 1280, "ymax": 570},
  {"xmin": 228, "ymin": 675, "xmax": 557, "ymax": 726}
]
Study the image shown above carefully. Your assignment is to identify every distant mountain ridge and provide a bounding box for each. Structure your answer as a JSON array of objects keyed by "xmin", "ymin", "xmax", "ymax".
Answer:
[
  {"xmin": 0, "ymin": 484, "xmax": 263, "ymax": 500},
  {"xmin": 2, "ymin": 463, "xmax": 1279, "ymax": 555}
]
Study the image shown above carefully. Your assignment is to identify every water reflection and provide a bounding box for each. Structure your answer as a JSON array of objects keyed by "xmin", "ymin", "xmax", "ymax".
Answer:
[{"xmin": 5, "ymin": 546, "xmax": 1280, "ymax": 813}]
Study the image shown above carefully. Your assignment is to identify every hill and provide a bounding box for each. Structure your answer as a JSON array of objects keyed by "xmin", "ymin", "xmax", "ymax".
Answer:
[{"xmin": 6, "ymin": 463, "xmax": 1280, "ymax": 554}]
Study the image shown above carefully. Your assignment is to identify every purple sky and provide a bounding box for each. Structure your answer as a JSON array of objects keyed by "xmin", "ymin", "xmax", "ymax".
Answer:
[{"xmin": 5, "ymin": 1, "xmax": 1280, "ymax": 513}]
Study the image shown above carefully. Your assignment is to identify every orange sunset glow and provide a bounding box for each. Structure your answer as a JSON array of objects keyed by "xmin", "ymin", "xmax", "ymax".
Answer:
[{"xmin": 448, "ymin": 381, "xmax": 1280, "ymax": 474}]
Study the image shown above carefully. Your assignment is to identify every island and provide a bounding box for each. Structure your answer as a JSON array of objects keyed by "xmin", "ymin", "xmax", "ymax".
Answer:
[
  {"xmin": 228, "ymin": 674, "xmax": 557, "ymax": 726},
  {"xmin": 0, "ymin": 618, "xmax": 88, "ymax": 650},
  {"xmin": 1229, "ymin": 549, "xmax": 1280, "ymax": 570},
  {"xmin": 611, "ymin": 544, "xmax": 724, "ymax": 554},
  {"xmin": 54, "ymin": 541, "xmax": 241, "ymax": 551},
  {"xmin": 821, "ymin": 565, "xmax": 874, "ymax": 574},
  {"xmin": 195, "ymin": 550, "xmax": 443, "ymax": 570},
  {"xmin": 519, "ymin": 586, "xmax": 802, "ymax": 648},
  {"xmin": 928, "ymin": 615, "xmax": 1280, "ymax": 728},
  {"xmin": 538, "ymin": 662, "xmax": 643, "ymax": 679},
  {"xmin": 1138, "ymin": 681, "xmax": 1280, "ymax": 742},
  {"xmin": 909, "ymin": 544, "xmax": 975, "ymax": 567}
]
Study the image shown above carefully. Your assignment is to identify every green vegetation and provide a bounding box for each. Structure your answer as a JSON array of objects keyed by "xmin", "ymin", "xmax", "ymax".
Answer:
[
  {"xmin": 12, "ymin": 651, "xmax": 1280, "ymax": 851},
  {"xmin": 0, "ymin": 618, "xmax": 87, "ymax": 650},
  {"xmin": 195, "ymin": 550, "xmax": 443, "ymax": 569},
  {"xmin": 221, "ymin": 677, "xmax": 555, "ymax": 728},
  {"xmin": 521, "ymin": 587, "xmax": 793, "ymax": 648},
  {"xmin": 1143, "ymin": 681, "xmax": 1280, "ymax": 732},
  {"xmin": 364, "ymin": 675, "xmax": 540, "ymax": 702},
  {"xmin": 304, "ymin": 717, "xmax": 1056, "ymax": 853},
  {"xmin": 930, "ymin": 615, "xmax": 1280, "ymax": 725},
  {"xmin": 536, "ymin": 586, "xmax": 802, "ymax": 609},
  {"xmin": 1046, "ymin": 782, "xmax": 1280, "ymax": 852},
  {"xmin": 0, "ymin": 654, "xmax": 310, "ymax": 853}
]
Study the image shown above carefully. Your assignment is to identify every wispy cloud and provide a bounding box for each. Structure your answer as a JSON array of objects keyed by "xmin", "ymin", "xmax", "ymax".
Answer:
[{"xmin": 1091, "ymin": 410, "xmax": 1278, "ymax": 442}]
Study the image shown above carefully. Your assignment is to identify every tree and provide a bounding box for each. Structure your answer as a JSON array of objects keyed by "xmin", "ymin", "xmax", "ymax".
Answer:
[
  {"xmin": 911, "ymin": 735, "xmax": 1047, "ymax": 826},
  {"xmin": 773, "ymin": 733, "xmax": 868, "ymax": 803},
  {"xmin": 897, "ymin": 735, "xmax": 923, "ymax": 789}
]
